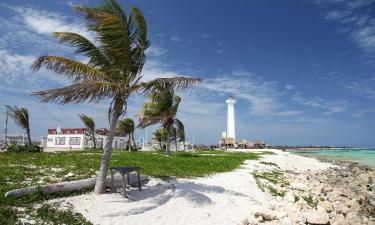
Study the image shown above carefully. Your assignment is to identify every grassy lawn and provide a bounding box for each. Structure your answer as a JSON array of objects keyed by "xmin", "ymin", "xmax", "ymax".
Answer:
[{"xmin": 0, "ymin": 149, "xmax": 262, "ymax": 224}]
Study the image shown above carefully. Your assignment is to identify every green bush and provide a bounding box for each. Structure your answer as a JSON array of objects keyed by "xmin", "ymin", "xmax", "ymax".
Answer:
[{"xmin": 7, "ymin": 144, "xmax": 43, "ymax": 153}]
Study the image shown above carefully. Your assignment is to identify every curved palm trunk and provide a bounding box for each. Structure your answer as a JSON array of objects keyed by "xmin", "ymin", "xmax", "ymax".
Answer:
[
  {"xmin": 174, "ymin": 135, "xmax": 178, "ymax": 151},
  {"xmin": 94, "ymin": 101, "xmax": 123, "ymax": 194},
  {"xmin": 128, "ymin": 134, "xmax": 132, "ymax": 151},
  {"xmin": 26, "ymin": 128, "xmax": 32, "ymax": 145},
  {"xmin": 165, "ymin": 131, "xmax": 170, "ymax": 155},
  {"xmin": 132, "ymin": 132, "xmax": 136, "ymax": 151},
  {"xmin": 93, "ymin": 132, "xmax": 96, "ymax": 149}
]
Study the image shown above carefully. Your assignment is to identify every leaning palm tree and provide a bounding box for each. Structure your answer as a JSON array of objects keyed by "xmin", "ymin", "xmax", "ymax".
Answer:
[
  {"xmin": 138, "ymin": 85, "xmax": 185, "ymax": 154},
  {"xmin": 153, "ymin": 128, "xmax": 167, "ymax": 151},
  {"xmin": 31, "ymin": 0, "xmax": 201, "ymax": 194},
  {"xmin": 78, "ymin": 114, "xmax": 96, "ymax": 149},
  {"xmin": 117, "ymin": 118, "xmax": 136, "ymax": 151},
  {"xmin": 5, "ymin": 105, "xmax": 32, "ymax": 145},
  {"xmin": 176, "ymin": 121, "xmax": 185, "ymax": 150}
]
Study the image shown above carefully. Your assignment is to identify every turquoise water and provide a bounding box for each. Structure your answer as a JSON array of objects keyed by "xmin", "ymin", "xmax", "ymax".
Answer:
[{"xmin": 291, "ymin": 148, "xmax": 375, "ymax": 168}]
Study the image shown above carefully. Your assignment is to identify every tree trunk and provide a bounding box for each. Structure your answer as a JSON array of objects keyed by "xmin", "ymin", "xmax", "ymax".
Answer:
[
  {"xmin": 175, "ymin": 135, "xmax": 178, "ymax": 151},
  {"xmin": 128, "ymin": 134, "xmax": 132, "ymax": 151},
  {"xmin": 132, "ymin": 132, "xmax": 136, "ymax": 151},
  {"xmin": 165, "ymin": 132, "xmax": 170, "ymax": 155},
  {"xmin": 93, "ymin": 132, "xmax": 96, "ymax": 149},
  {"xmin": 183, "ymin": 141, "xmax": 185, "ymax": 151},
  {"xmin": 26, "ymin": 128, "xmax": 32, "ymax": 145},
  {"xmin": 94, "ymin": 101, "xmax": 123, "ymax": 194},
  {"xmin": 159, "ymin": 141, "xmax": 162, "ymax": 151}
]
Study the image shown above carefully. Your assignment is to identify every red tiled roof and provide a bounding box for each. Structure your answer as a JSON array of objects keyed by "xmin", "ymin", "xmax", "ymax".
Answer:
[
  {"xmin": 48, "ymin": 128, "xmax": 86, "ymax": 135},
  {"xmin": 48, "ymin": 128, "xmax": 126, "ymax": 137}
]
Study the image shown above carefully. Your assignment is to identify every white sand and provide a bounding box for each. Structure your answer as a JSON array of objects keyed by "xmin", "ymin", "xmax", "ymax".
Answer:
[{"xmin": 60, "ymin": 149, "xmax": 334, "ymax": 225}]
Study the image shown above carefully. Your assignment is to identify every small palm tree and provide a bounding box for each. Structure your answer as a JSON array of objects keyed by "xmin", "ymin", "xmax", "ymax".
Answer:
[
  {"xmin": 5, "ymin": 105, "xmax": 32, "ymax": 145},
  {"xmin": 117, "ymin": 118, "xmax": 136, "ymax": 151},
  {"xmin": 31, "ymin": 0, "xmax": 200, "ymax": 194},
  {"xmin": 138, "ymin": 85, "xmax": 185, "ymax": 154},
  {"xmin": 153, "ymin": 128, "xmax": 167, "ymax": 151},
  {"xmin": 78, "ymin": 114, "xmax": 96, "ymax": 149}
]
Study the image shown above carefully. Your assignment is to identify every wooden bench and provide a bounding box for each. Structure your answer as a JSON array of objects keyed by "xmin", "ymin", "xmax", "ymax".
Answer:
[{"xmin": 110, "ymin": 166, "xmax": 142, "ymax": 198}]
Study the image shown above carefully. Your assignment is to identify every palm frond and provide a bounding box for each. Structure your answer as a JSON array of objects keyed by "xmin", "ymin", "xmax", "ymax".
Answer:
[
  {"xmin": 5, "ymin": 105, "xmax": 30, "ymax": 130},
  {"xmin": 130, "ymin": 6, "xmax": 150, "ymax": 50},
  {"xmin": 32, "ymin": 56, "xmax": 109, "ymax": 82},
  {"xmin": 32, "ymin": 80, "xmax": 118, "ymax": 104},
  {"xmin": 53, "ymin": 32, "xmax": 110, "ymax": 69},
  {"xmin": 75, "ymin": 0, "xmax": 134, "ymax": 76},
  {"xmin": 141, "ymin": 77, "xmax": 201, "ymax": 95},
  {"xmin": 78, "ymin": 114, "xmax": 95, "ymax": 131},
  {"xmin": 117, "ymin": 118, "xmax": 135, "ymax": 135},
  {"xmin": 174, "ymin": 119, "xmax": 185, "ymax": 142}
]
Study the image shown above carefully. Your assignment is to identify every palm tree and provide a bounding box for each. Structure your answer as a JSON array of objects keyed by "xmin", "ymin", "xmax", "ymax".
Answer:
[
  {"xmin": 176, "ymin": 122, "xmax": 185, "ymax": 150},
  {"xmin": 117, "ymin": 118, "xmax": 136, "ymax": 151},
  {"xmin": 153, "ymin": 128, "xmax": 167, "ymax": 151},
  {"xmin": 78, "ymin": 114, "xmax": 96, "ymax": 149},
  {"xmin": 138, "ymin": 85, "xmax": 186, "ymax": 154},
  {"xmin": 5, "ymin": 105, "xmax": 32, "ymax": 145},
  {"xmin": 31, "ymin": 0, "xmax": 201, "ymax": 194}
]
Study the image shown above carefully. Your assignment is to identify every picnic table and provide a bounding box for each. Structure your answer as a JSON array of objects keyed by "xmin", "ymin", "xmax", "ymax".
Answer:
[{"xmin": 110, "ymin": 166, "xmax": 142, "ymax": 198}]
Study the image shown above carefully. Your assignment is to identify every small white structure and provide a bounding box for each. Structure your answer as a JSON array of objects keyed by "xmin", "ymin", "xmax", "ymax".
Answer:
[
  {"xmin": 46, "ymin": 127, "xmax": 127, "ymax": 150},
  {"xmin": 226, "ymin": 96, "xmax": 236, "ymax": 140}
]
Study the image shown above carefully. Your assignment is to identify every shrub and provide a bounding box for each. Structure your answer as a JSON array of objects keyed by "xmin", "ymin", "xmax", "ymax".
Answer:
[{"xmin": 7, "ymin": 144, "xmax": 43, "ymax": 153}]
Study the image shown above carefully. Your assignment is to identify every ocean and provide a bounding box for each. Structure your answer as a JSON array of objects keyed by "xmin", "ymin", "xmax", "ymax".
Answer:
[{"xmin": 291, "ymin": 148, "xmax": 375, "ymax": 168}]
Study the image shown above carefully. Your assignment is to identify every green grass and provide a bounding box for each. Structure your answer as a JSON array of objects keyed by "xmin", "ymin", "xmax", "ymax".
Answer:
[{"xmin": 0, "ymin": 149, "xmax": 260, "ymax": 223}]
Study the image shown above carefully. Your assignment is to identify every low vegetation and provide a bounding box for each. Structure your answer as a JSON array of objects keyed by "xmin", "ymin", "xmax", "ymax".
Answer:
[
  {"xmin": 252, "ymin": 164, "xmax": 289, "ymax": 197},
  {"xmin": 6, "ymin": 144, "xmax": 43, "ymax": 153},
  {"xmin": 0, "ymin": 149, "xmax": 260, "ymax": 223}
]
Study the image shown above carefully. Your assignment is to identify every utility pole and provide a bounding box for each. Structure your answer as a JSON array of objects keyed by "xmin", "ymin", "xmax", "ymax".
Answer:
[{"xmin": 4, "ymin": 108, "xmax": 9, "ymax": 145}]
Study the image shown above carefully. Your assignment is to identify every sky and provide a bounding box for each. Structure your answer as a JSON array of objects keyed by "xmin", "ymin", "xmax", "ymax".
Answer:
[{"xmin": 0, "ymin": 0, "xmax": 375, "ymax": 147}]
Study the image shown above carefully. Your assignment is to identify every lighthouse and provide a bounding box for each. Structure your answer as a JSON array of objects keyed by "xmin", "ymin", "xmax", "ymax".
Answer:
[{"xmin": 226, "ymin": 96, "xmax": 236, "ymax": 140}]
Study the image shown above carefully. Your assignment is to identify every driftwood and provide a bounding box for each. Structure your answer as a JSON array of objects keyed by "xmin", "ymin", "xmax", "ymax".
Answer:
[{"xmin": 5, "ymin": 173, "xmax": 148, "ymax": 198}]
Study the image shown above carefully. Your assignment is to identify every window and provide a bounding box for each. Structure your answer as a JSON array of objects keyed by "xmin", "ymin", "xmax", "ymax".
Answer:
[
  {"xmin": 55, "ymin": 137, "xmax": 65, "ymax": 145},
  {"xmin": 47, "ymin": 138, "xmax": 53, "ymax": 142},
  {"xmin": 69, "ymin": 137, "xmax": 81, "ymax": 145}
]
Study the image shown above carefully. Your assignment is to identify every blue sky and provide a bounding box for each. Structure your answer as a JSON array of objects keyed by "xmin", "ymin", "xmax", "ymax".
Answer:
[{"xmin": 0, "ymin": 0, "xmax": 375, "ymax": 146}]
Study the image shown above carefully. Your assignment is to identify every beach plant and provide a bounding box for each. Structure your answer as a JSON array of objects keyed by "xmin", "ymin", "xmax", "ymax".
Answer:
[
  {"xmin": 31, "ymin": 0, "xmax": 200, "ymax": 194},
  {"xmin": 137, "ymin": 85, "xmax": 186, "ymax": 154},
  {"xmin": 302, "ymin": 195, "xmax": 318, "ymax": 209},
  {"xmin": 5, "ymin": 105, "xmax": 32, "ymax": 145},
  {"xmin": 153, "ymin": 128, "xmax": 167, "ymax": 151},
  {"xmin": 117, "ymin": 118, "xmax": 136, "ymax": 151},
  {"xmin": 79, "ymin": 114, "xmax": 96, "ymax": 149}
]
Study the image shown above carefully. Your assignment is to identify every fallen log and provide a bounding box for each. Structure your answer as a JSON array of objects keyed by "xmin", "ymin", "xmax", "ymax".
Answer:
[{"xmin": 5, "ymin": 173, "xmax": 148, "ymax": 198}]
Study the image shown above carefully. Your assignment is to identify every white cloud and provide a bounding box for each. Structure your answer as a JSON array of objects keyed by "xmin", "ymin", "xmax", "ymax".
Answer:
[
  {"xmin": 170, "ymin": 36, "xmax": 182, "ymax": 43},
  {"xmin": 202, "ymin": 71, "xmax": 285, "ymax": 117},
  {"xmin": 3, "ymin": 4, "xmax": 94, "ymax": 41},
  {"xmin": 342, "ymin": 77, "xmax": 375, "ymax": 100},
  {"xmin": 146, "ymin": 46, "xmax": 166, "ymax": 56},
  {"xmin": 285, "ymin": 85, "xmax": 295, "ymax": 90},
  {"xmin": 293, "ymin": 96, "xmax": 347, "ymax": 114},
  {"xmin": 315, "ymin": 0, "xmax": 375, "ymax": 54},
  {"xmin": 202, "ymin": 33, "xmax": 212, "ymax": 39}
]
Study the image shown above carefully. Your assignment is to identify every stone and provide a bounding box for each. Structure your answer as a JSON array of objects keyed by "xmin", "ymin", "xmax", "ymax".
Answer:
[
  {"xmin": 240, "ymin": 218, "xmax": 249, "ymax": 225},
  {"xmin": 333, "ymin": 201, "xmax": 350, "ymax": 214},
  {"xmin": 304, "ymin": 210, "xmax": 329, "ymax": 225},
  {"xmin": 284, "ymin": 192, "xmax": 296, "ymax": 203},
  {"xmin": 290, "ymin": 182, "xmax": 308, "ymax": 191},
  {"xmin": 254, "ymin": 209, "xmax": 277, "ymax": 221},
  {"xmin": 318, "ymin": 200, "xmax": 333, "ymax": 213}
]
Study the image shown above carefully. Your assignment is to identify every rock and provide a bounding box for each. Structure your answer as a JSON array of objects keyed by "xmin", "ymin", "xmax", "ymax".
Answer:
[
  {"xmin": 333, "ymin": 201, "xmax": 350, "ymax": 214},
  {"xmin": 276, "ymin": 211, "xmax": 287, "ymax": 219},
  {"xmin": 284, "ymin": 192, "xmax": 296, "ymax": 203},
  {"xmin": 254, "ymin": 209, "xmax": 277, "ymax": 221},
  {"xmin": 318, "ymin": 200, "xmax": 333, "ymax": 213},
  {"xmin": 367, "ymin": 221, "xmax": 375, "ymax": 225},
  {"xmin": 304, "ymin": 210, "xmax": 329, "ymax": 225},
  {"xmin": 240, "ymin": 218, "xmax": 249, "ymax": 225},
  {"xmin": 322, "ymin": 184, "xmax": 333, "ymax": 193},
  {"xmin": 351, "ymin": 167, "xmax": 361, "ymax": 175},
  {"xmin": 368, "ymin": 196, "xmax": 375, "ymax": 206},
  {"xmin": 278, "ymin": 217, "xmax": 295, "ymax": 225},
  {"xmin": 290, "ymin": 182, "xmax": 308, "ymax": 191},
  {"xmin": 331, "ymin": 214, "xmax": 350, "ymax": 225}
]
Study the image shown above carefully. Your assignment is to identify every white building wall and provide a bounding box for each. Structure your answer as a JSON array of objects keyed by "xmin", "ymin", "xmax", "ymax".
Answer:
[
  {"xmin": 46, "ymin": 134, "xmax": 85, "ymax": 149},
  {"xmin": 46, "ymin": 134, "xmax": 127, "ymax": 149}
]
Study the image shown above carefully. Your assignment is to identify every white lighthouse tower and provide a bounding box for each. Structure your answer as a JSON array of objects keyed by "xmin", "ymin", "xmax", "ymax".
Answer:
[{"xmin": 226, "ymin": 96, "xmax": 236, "ymax": 140}]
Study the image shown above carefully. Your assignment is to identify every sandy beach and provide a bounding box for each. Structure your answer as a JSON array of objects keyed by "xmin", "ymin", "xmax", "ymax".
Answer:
[{"xmin": 54, "ymin": 149, "xmax": 371, "ymax": 225}]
